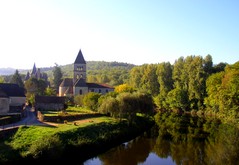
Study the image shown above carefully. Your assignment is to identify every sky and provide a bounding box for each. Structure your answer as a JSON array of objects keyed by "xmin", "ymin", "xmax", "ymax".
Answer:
[{"xmin": 0, "ymin": 0, "xmax": 238, "ymax": 69}]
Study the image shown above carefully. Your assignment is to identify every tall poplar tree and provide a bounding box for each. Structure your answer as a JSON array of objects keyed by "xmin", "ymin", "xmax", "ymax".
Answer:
[
  {"xmin": 53, "ymin": 64, "xmax": 63, "ymax": 92},
  {"xmin": 10, "ymin": 69, "xmax": 24, "ymax": 88}
]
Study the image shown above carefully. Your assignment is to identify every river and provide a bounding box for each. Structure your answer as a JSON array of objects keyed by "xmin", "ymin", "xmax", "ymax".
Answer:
[{"xmin": 82, "ymin": 113, "xmax": 239, "ymax": 165}]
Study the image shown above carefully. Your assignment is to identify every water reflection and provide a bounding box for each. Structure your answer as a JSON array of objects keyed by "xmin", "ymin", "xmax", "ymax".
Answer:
[{"xmin": 83, "ymin": 113, "xmax": 239, "ymax": 165}]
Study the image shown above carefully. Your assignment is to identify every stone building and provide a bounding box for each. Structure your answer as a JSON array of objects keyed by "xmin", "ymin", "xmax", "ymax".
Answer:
[
  {"xmin": 24, "ymin": 63, "xmax": 48, "ymax": 82},
  {"xmin": 0, "ymin": 83, "xmax": 26, "ymax": 114},
  {"xmin": 59, "ymin": 49, "xmax": 114, "ymax": 96}
]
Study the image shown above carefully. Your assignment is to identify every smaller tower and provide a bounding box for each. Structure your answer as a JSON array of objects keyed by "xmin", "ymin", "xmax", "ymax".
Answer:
[
  {"xmin": 31, "ymin": 63, "xmax": 37, "ymax": 78},
  {"xmin": 73, "ymin": 49, "xmax": 86, "ymax": 84}
]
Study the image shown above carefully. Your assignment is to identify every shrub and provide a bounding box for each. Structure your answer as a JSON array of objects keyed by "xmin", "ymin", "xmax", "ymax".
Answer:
[{"xmin": 28, "ymin": 135, "xmax": 64, "ymax": 159}]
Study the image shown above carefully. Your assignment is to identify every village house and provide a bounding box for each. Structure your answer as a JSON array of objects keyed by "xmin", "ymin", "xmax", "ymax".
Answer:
[
  {"xmin": 35, "ymin": 95, "xmax": 65, "ymax": 111},
  {"xmin": 0, "ymin": 83, "xmax": 26, "ymax": 114},
  {"xmin": 59, "ymin": 49, "xmax": 114, "ymax": 97}
]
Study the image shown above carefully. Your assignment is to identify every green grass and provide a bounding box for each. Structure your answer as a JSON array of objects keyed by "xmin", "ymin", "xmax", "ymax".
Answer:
[
  {"xmin": 42, "ymin": 106, "xmax": 95, "ymax": 117},
  {"xmin": 0, "ymin": 110, "xmax": 154, "ymax": 163},
  {"xmin": 66, "ymin": 106, "xmax": 94, "ymax": 113}
]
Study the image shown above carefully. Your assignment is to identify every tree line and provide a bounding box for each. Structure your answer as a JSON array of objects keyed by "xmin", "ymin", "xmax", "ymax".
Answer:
[
  {"xmin": 127, "ymin": 54, "xmax": 239, "ymax": 121},
  {"xmin": 1, "ymin": 55, "xmax": 238, "ymax": 122}
]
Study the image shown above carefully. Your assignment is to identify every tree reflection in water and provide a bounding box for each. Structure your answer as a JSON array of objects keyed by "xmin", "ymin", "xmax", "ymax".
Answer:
[{"xmin": 84, "ymin": 113, "xmax": 239, "ymax": 165}]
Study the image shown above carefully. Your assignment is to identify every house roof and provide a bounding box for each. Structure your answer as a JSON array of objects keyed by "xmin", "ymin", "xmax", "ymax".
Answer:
[
  {"xmin": 60, "ymin": 78, "xmax": 114, "ymax": 89},
  {"xmin": 74, "ymin": 78, "xmax": 88, "ymax": 87},
  {"xmin": 64, "ymin": 87, "xmax": 73, "ymax": 95},
  {"xmin": 35, "ymin": 96, "xmax": 65, "ymax": 104},
  {"xmin": 74, "ymin": 49, "xmax": 86, "ymax": 64},
  {"xmin": 0, "ymin": 88, "xmax": 8, "ymax": 98},
  {"xmin": 0, "ymin": 83, "xmax": 25, "ymax": 97},
  {"xmin": 87, "ymin": 83, "xmax": 114, "ymax": 89},
  {"xmin": 59, "ymin": 78, "xmax": 73, "ymax": 87}
]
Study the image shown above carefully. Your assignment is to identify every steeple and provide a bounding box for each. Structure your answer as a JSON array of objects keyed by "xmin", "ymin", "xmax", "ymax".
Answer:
[
  {"xmin": 73, "ymin": 49, "xmax": 87, "ymax": 84},
  {"xmin": 31, "ymin": 63, "xmax": 37, "ymax": 75},
  {"xmin": 74, "ymin": 49, "xmax": 86, "ymax": 64}
]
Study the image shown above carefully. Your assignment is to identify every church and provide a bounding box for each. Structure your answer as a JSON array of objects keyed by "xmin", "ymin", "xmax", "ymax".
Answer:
[{"xmin": 58, "ymin": 49, "xmax": 114, "ymax": 96}]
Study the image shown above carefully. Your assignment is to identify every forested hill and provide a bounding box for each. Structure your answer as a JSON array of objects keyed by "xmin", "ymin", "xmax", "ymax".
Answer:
[
  {"xmin": 46, "ymin": 61, "xmax": 136, "ymax": 86},
  {"xmin": 56, "ymin": 61, "xmax": 135, "ymax": 75},
  {"xmin": 0, "ymin": 61, "xmax": 135, "ymax": 86}
]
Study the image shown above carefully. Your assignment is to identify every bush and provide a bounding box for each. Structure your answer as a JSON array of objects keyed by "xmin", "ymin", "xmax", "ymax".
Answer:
[{"xmin": 28, "ymin": 135, "xmax": 64, "ymax": 159}]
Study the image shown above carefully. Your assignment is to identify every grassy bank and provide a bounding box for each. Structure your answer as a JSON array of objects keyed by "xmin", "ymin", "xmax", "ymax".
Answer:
[{"xmin": 0, "ymin": 115, "xmax": 154, "ymax": 164}]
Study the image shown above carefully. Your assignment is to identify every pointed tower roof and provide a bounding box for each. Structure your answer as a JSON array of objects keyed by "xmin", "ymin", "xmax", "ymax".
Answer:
[
  {"xmin": 25, "ymin": 71, "xmax": 30, "ymax": 81},
  {"xmin": 31, "ymin": 63, "xmax": 37, "ymax": 75},
  {"xmin": 74, "ymin": 49, "xmax": 86, "ymax": 64}
]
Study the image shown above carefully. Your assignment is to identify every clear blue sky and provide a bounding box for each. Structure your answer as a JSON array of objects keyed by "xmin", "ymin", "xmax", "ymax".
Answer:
[{"xmin": 0, "ymin": 0, "xmax": 238, "ymax": 69}]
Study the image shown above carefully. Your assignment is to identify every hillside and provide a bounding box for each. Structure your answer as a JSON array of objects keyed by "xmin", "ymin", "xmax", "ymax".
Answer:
[
  {"xmin": 46, "ymin": 61, "xmax": 135, "ymax": 86},
  {"xmin": 0, "ymin": 61, "xmax": 135, "ymax": 86}
]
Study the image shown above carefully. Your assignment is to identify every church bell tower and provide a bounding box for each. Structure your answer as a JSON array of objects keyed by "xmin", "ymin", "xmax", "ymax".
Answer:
[{"xmin": 73, "ymin": 49, "xmax": 86, "ymax": 84}]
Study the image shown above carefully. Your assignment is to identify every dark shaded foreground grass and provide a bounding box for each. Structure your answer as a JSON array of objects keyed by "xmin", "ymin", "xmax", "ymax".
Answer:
[{"xmin": 0, "ymin": 115, "xmax": 154, "ymax": 165}]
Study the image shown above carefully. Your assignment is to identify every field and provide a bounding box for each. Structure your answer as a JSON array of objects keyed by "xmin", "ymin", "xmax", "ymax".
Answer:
[{"xmin": 0, "ymin": 106, "xmax": 154, "ymax": 164}]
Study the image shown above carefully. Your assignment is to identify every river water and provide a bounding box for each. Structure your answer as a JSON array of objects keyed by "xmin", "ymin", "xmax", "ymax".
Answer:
[{"xmin": 82, "ymin": 113, "xmax": 239, "ymax": 165}]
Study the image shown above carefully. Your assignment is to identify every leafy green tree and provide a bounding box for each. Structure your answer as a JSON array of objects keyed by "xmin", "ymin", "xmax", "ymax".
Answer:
[
  {"xmin": 154, "ymin": 62, "xmax": 173, "ymax": 110},
  {"xmin": 74, "ymin": 94, "xmax": 84, "ymax": 106},
  {"xmin": 24, "ymin": 77, "xmax": 48, "ymax": 105},
  {"xmin": 10, "ymin": 69, "xmax": 24, "ymax": 88},
  {"xmin": 203, "ymin": 54, "xmax": 213, "ymax": 76},
  {"xmin": 0, "ymin": 76, "xmax": 5, "ymax": 83},
  {"xmin": 129, "ymin": 66, "xmax": 143, "ymax": 89},
  {"xmin": 116, "ymin": 91, "xmax": 154, "ymax": 123},
  {"xmin": 98, "ymin": 96, "xmax": 119, "ymax": 117},
  {"xmin": 44, "ymin": 86, "xmax": 56, "ymax": 96},
  {"xmin": 204, "ymin": 72, "xmax": 224, "ymax": 112},
  {"xmin": 114, "ymin": 84, "xmax": 135, "ymax": 93},
  {"xmin": 212, "ymin": 62, "xmax": 227, "ymax": 73},
  {"xmin": 83, "ymin": 92, "xmax": 101, "ymax": 111},
  {"xmin": 129, "ymin": 64, "xmax": 159, "ymax": 96},
  {"xmin": 187, "ymin": 56, "xmax": 206, "ymax": 109},
  {"xmin": 166, "ymin": 88, "xmax": 188, "ymax": 111},
  {"xmin": 52, "ymin": 64, "xmax": 63, "ymax": 92},
  {"xmin": 205, "ymin": 61, "xmax": 239, "ymax": 120}
]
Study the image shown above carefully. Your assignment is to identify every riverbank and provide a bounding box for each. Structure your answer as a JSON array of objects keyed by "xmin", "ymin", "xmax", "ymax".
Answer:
[{"xmin": 0, "ymin": 115, "xmax": 154, "ymax": 164}]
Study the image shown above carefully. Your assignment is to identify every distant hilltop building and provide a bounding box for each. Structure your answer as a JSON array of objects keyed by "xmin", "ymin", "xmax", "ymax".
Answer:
[
  {"xmin": 59, "ymin": 49, "xmax": 114, "ymax": 96},
  {"xmin": 24, "ymin": 63, "xmax": 48, "ymax": 82}
]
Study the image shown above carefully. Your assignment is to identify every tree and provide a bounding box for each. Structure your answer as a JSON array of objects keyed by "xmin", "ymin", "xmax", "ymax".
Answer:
[
  {"xmin": 205, "ymin": 61, "xmax": 239, "ymax": 120},
  {"xmin": 204, "ymin": 72, "xmax": 224, "ymax": 112},
  {"xmin": 203, "ymin": 54, "xmax": 213, "ymax": 76},
  {"xmin": 10, "ymin": 69, "xmax": 24, "ymax": 88},
  {"xmin": 114, "ymin": 84, "xmax": 135, "ymax": 93},
  {"xmin": 187, "ymin": 56, "xmax": 206, "ymax": 109},
  {"xmin": 166, "ymin": 88, "xmax": 188, "ymax": 111},
  {"xmin": 98, "ymin": 96, "xmax": 119, "ymax": 117},
  {"xmin": 45, "ymin": 86, "xmax": 56, "ymax": 96},
  {"xmin": 0, "ymin": 76, "xmax": 5, "ymax": 83},
  {"xmin": 83, "ymin": 92, "xmax": 101, "ymax": 111},
  {"xmin": 53, "ymin": 64, "xmax": 63, "ymax": 92},
  {"xmin": 24, "ymin": 77, "xmax": 48, "ymax": 105},
  {"xmin": 74, "ymin": 94, "xmax": 84, "ymax": 106},
  {"xmin": 154, "ymin": 62, "xmax": 173, "ymax": 110},
  {"xmin": 116, "ymin": 91, "xmax": 154, "ymax": 123},
  {"xmin": 213, "ymin": 62, "xmax": 227, "ymax": 73}
]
